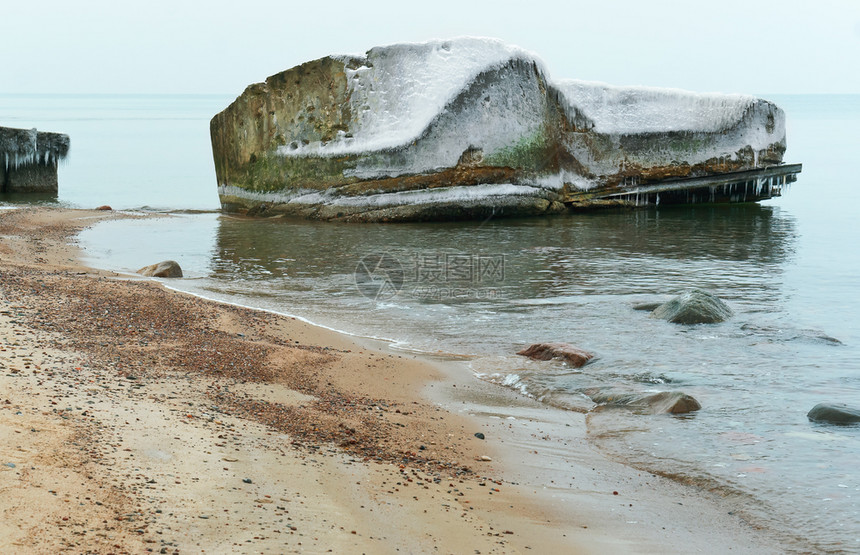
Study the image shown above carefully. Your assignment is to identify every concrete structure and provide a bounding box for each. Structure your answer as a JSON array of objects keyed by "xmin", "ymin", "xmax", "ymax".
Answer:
[{"xmin": 1, "ymin": 126, "xmax": 70, "ymax": 194}]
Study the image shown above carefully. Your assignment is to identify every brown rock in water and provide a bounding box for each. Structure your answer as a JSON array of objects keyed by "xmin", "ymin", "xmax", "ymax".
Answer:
[
  {"xmin": 647, "ymin": 391, "xmax": 702, "ymax": 414},
  {"xmin": 517, "ymin": 343, "xmax": 595, "ymax": 368},
  {"xmin": 137, "ymin": 260, "xmax": 183, "ymax": 278},
  {"xmin": 584, "ymin": 388, "xmax": 702, "ymax": 414}
]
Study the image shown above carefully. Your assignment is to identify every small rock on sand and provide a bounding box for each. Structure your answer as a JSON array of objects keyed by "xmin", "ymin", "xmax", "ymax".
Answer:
[{"xmin": 137, "ymin": 260, "xmax": 183, "ymax": 278}]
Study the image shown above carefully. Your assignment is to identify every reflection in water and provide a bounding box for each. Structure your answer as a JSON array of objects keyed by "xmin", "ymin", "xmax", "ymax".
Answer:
[
  {"xmin": 0, "ymin": 192, "xmax": 61, "ymax": 206},
  {"xmin": 200, "ymin": 205, "xmax": 802, "ymax": 370},
  {"xmin": 210, "ymin": 204, "xmax": 796, "ymax": 306}
]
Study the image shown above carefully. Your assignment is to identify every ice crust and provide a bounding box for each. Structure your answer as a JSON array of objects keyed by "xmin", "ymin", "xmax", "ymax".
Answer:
[
  {"xmin": 219, "ymin": 183, "xmax": 546, "ymax": 208},
  {"xmin": 276, "ymin": 37, "xmax": 772, "ymax": 161},
  {"xmin": 345, "ymin": 53, "xmax": 550, "ymax": 180},
  {"xmin": 1, "ymin": 127, "xmax": 70, "ymax": 170},
  {"xmin": 283, "ymin": 38, "xmax": 546, "ymax": 157},
  {"xmin": 557, "ymin": 80, "xmax": 756, "ymax": 134},
  {"xmin": 322, "ymin": 183, "xmax": 542, "ymax": 207}
]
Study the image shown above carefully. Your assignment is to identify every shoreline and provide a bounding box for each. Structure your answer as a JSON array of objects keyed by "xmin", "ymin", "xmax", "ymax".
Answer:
[{"xmin": 0, "ymin": 206, "xmax": 789, "ymax": 553}]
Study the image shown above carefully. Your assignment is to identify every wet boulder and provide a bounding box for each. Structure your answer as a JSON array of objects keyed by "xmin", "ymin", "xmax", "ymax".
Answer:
[
  {"xmin": 807, "ymin": 403, "xmax": 860, "ymax": 425},
  {"xmin": 137, "ymin": 260, "xmax": 183, "ymax": 278},
  {"xmin": 650, "ymin": 288, "xmax": 733, "ymax": 324},
  {"xmin": 517, "ymin": 343, "xmax": 595, "ymax": 368},
  {"xmin": 584, "ymin": 388, "xmax": 701, "ymax": 414}
]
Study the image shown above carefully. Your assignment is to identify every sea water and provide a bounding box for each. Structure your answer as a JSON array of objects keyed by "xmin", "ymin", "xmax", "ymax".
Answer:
[
  {"xmin": 3, "ymin": 93, "xmax": 859, "ymax": 552},
  {"xmin": 0, "ymin": 93, "xmax": 228, "ymax": 210}
]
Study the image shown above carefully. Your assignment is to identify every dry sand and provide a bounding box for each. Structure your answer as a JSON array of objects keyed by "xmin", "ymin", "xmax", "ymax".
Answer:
[{"xmin": 0, "ymin": 207, "xmax": 786, "ymax": 553}]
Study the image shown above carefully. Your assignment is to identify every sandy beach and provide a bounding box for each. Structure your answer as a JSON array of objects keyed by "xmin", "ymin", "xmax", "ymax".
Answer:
[{"xmin": 0, "ymin": 207, "xmax": 787, "ymax": 554}]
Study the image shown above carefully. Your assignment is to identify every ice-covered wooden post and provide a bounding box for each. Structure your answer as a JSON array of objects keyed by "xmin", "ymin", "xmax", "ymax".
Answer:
[{"xmin": 0, "ymin": 126, "xmax": 70, "ymax": 194}]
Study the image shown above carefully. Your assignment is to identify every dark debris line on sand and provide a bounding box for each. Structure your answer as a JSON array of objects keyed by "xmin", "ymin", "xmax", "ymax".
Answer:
[{"xmin": 0, "ymin": 265, "xmax": 475, "ymax": 476}]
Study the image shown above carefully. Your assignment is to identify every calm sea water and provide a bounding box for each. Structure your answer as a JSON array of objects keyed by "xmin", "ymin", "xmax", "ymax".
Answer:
[
  {"xmin": 4, "ymin": 93, "xmax": 859, "ymax": 552},
  {"xmin": 0, "ymin": 94, "xmax": 229, "ymax": 210}
]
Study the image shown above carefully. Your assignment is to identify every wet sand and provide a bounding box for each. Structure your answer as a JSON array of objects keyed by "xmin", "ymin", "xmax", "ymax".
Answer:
[{"xmin": 0, "ymin": 207, "xmax": 784, "ymax": 553}]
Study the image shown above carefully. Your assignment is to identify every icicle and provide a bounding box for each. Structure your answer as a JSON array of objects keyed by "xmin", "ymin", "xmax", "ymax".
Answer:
[{"xmin": 656, "ymin": 192, "xmax": 660, "ymax": 206}]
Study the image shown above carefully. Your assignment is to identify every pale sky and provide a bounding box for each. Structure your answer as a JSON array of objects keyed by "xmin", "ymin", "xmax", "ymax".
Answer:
[{"xmin": 3, "ymin": 0, "xmax": 859, "ymax": 96}]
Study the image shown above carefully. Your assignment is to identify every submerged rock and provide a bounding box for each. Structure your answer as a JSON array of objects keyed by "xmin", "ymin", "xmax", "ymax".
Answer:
[
  {"xmin": 807, "ymin": 403, "xmax": 860, "ymax": 425},
  {"xmin": 741, "ymin": 324, "xmax": 843, "ymax": 346},
  {"xmin": 211, "ymin": 38, "xmax": 796, "ymax": 222},
  {"xmin": 517, "ymin": 342, "xmax": 595, "ymax": 368},
  {"xmin": 632, "ymin": 302, "xmax": 663, "ymax": 311},
  {"xmin": 650, "ymin": 288, "xmax": 733, "ymax": 324},
  {"xmin": 137, "ymin": 260, "xmax": 183, "ymax": 278},
  {"xmin": 584, "ymin": 388, "xmax": 701, "ymax": 414}
]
